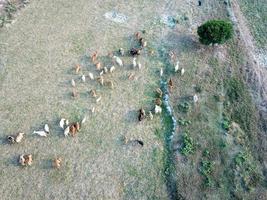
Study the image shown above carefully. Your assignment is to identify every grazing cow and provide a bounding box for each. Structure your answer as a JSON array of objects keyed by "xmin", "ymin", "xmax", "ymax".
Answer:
[
  {"xmin": 88, "ymin": 72, "xmax": 94, "ymax": 80},
  {"xmin": 81, "ymin": 116, "xmax": 87, "ymax": 124},
  {"xmin": 69, "ymin": 123, "xmax": 80, "ymax": 137},
  {"xmin": 71, "ymin": 79, "xmax": 76, "ymax": 87},
  {"xmin": 33, "ymin": 130, "xmax": 48, "ymax": 137},
  {"xmin": 96, "ymin": 62, "xmax": 101, "ymax": 70},
  {"xmin": 19, "ymin": 154, "xmax": 32, "ymax": 166},
  {"xmin": 156, "ymin": 88, "xmax": 163, "ymax": 98},
  {"xmin": 90, "ymin": 89, "xmax": 97, "ymax": 98},
  {"xmin": 74, "ymin": 122, "xmax": 80, "ymax": 132},
  {"xmin": 81, "ymin": 75, "xmax": 86, "ymax": 83},
  {"xmin": 91, "ymin": 107, "xmax": 95, "ymax": 113},
  {"xmin": 135, "ymin": 32, "xmax": 141, "ymax": 40},
  {"xmin": 75, "ymin": 64, "xmax": 81, "ymax": 74},
  {"xmin": 175, "ymin": 61, "xmax": 179, "ymax": 72},
  {"xmin": 168, "ymin": 78, "xmax": 174, "ymax": 92},
  {"xmin": 59, "ymin": 118, "xmax": 66, "ymax": 129},
  {"xmin": 169, "ymin": 51, "xmax": 175, "ymax": 60},
  {"xmin": 148, "ymin": 111, "xmax": 153, "ymax": 120},
  {"xmin": 160, "ymin": 68, "xmax": 163, "ymax": 77},
  {"xmin": 104, "ymin": 67, "xmax": 108, "ymax": 74},
  {"xmin": 139, "ymin": 38, "xmax": 147, "ymax": 47},
  {"xmin": 193, "ymin": 94, "xmax": 199, "ymax": 103},
  {"xmin": 96, "ymin": 96, "xmax": 102, "ymax": 103},
  {"xmin": 181, "ymin": 68, "xmax": 185, "ymax": 76},
  {"xmin": 110, "ymin": 66, "xmax": 115, "ymax": 73},
  {"xmin": 96, "ymin": 76, "xmax": 104, "ymax": 86},
  {"xmin": 128, "ymin": 72, "xmax": 135, "ymax": 80},
  {"xmin": 44, "ymin": 124, "xmax": 50, "ymax": 134},
  {"xmin": 91, "ymin": 51, "xmax": 98, "ymax": 62},
  {"xmin": 119, "ymin": 48, "xmax": 125, "ymax": 56},
  {"xmin": 138, "ymin": 108, "xmax": 146, "ymax": 121},
  {"xmin": 130, "ymin": 48, "xmax": 141, "ymax": 56},
  {"xmin": 72, "ymin": 89, "xmax": 78, "ymax": 98},
  {"xmin": 15, "ymin": 132, "xmax": 24, "ymax": 143},
  {"xmin": 52, "ymin": 157, "xmax": 62, "ymax": 169},
  {"xmin": 137, "ymin": 62, "xmax": 142, "ymax": 70},
  {"xmin": 64, "ymin": 126, "xmax": 70, "ymax": 137},
  {"xmin": 155, "ymin": 105, "xmax": 162, "ymax": 114},
  {"xmin": 132, "ymin": 57, "xmax": 137, "ymax": 68},
  {"xmin": 113, "ymin": 56, "xmax": 123, "ymax": 67},
  {"xmin": 69, "ymin": 125, "xmax": 77, "ymax": 137},
  {"xmin": 155, "ymin": 98, "xmax": 162, "ymax": 106}
]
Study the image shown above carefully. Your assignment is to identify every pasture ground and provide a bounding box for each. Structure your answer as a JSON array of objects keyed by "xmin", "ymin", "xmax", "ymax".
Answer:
[{"xmin": 0, "ymin": 0, "xmax": 266, "ymax": 199}]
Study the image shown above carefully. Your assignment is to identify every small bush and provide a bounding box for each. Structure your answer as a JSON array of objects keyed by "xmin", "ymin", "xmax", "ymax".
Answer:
[
  {"xmin": 225, "ymin": 78, "xmax": 245, "ymax": 103},
  {"xmin": 194, "ymin": 85, "xmax": 202, "ymax": 93},
  {"xmin": 178, "ymin": 102, "xmax": 190, "ymax": 113},
  {"xmin": 199, "ymin": 159, "xmax": 215, "ymax": 187},
  {"xmin": 197, "ymin": 19, "xmax": 233, "ymax": 45},
  {"xmin": 222, "ymin": 116, "xmax": 231, "ymax": 130},
  {"xmin": 181, "ymin": 132, "xmax": 195, "ymax": 156},
  {"xmin": 234, "ymin": 152, "xmax": 248, "ymax": 166},
  {"xmin": 177, "ymin": 118, "xmax": 191, "ymax": 126}
]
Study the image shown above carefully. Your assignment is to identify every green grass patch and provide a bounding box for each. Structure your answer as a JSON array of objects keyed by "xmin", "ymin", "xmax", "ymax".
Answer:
[
  {"xmin": 180, "ymin": 132, "xmax": 195, "ymax": 156},
  {"xmin": 224, "ymin": 77, "xmax": 257, "ymax": 138},
  {"xmin": 239, "ymin": 0, "xmax": 267, "ymax": 48}
]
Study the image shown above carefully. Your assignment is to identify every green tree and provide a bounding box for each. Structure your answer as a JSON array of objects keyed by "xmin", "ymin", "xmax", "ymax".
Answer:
[{"xmin": 197, "ymin": 19, "xmax": 233, "ymax": 45}]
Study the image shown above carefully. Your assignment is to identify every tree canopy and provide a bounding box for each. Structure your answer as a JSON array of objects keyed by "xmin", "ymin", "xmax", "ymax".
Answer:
[{"xmin": 197, "ymin": 19, "xmax": 234, "ymax": 45}]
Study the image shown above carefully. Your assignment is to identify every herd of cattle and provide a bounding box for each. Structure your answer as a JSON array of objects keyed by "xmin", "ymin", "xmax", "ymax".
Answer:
[{"xmin": 5, "ymin": 31, "xmax": 198, "ymax": 169}]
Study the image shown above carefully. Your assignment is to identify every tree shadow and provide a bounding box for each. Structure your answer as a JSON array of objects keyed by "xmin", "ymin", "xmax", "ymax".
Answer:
[{"xmin": 164, "ymin": 32, "xmax": 200, "ymax": 54}]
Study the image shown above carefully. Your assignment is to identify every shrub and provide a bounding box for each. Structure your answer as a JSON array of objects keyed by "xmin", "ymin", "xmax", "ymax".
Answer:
[
  {"xmin": 222, "ymin": 116, "xmax": 231, "ymax": 130},
  {"xmin": 199, "ymin": 159, "xmax": 215, "ymax": 187},
  {"xmin": 194, "ymin": 85, "xmax": 202, "ymax": 93},
  {"xmin": 177, "ymin": 118, "xmax": 191, "ymax": 126},
  {"xmin": 181, "ymin": 132, "xmax": 194, "ymax": 156},
  {"xmin": 197, "ymin": 19, "xmax": 233, "ymax": 45},
  {"xmin": 225, "ymin": 78, "xmax": 245, "ymax": 103},
  {"xmin": 178, "ymin": 102, "xmax": 190, "ymax": 113}
]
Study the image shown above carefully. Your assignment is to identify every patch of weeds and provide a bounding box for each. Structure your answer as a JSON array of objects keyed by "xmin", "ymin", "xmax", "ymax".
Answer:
[
  {"xmin": 234, "ymin": 151, "xmax": 248, "ymax": 166},
  {"xmin": 180, "ymin": 132, "xmax": 195, "ymax": 156},
  {"xmin": 177, "ymin": 118, "xmax": 191, "ymax": 126},
  {"xmin": 194, "ymin": 85, "xmax": 202, "ymax": 93},
  {"xmin": 199, "ymin": 159, "xmax": 215, "ymax": 187},
  {"xmin": 233, "ymin": 151, "xmax": 263, "ymax": 191},
  {"xmin": 0, "ymin": 16, "xmax": 6, "ymax": 27},
  {"xmin": 224, "ymin": 77, "xmax": 257, "ymax": 137},
  {"xmin": 178, "ymin": 102, "xmax": 190, "ymax": 113},
  {"xmin": 154, "ymin": 128, "xmax": 164, "ymax": 140},
  {"xmin": 5, "ymin": 1, "xmax": 17, "ymax": 18},
  {"xmin": 224, "ymin": 78, "xmax": 245, "ymax": 103},
  {"xmin": 202, "ymin": 149, "xmax": 210, "ymax": 158},
  {"xmin": 222, "ymin": 115, "xmax": 231, "ymax": 131},
  {"xmin": 127, "ymin": 165, "xmax": 140, "ymax": 178}
]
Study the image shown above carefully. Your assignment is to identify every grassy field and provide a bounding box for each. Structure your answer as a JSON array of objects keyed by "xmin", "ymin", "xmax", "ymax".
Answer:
[
  {"xmin": 0, "ymin": 0, "xmax": 266, "ymax": 200},
  {"xmin": 238, "ymin": 0, "xmax": 267, "ymax": 48},
  {"xmin": 0, "ymin": 0, "xmax": 170, "ymax": 199}
]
